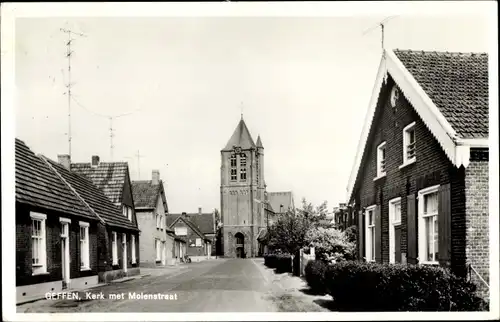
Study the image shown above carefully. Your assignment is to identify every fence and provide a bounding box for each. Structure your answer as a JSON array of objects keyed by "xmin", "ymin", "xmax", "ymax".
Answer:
[{"xmin": 299, "ymin": 247, "xmax": 316, "ymax": 277}]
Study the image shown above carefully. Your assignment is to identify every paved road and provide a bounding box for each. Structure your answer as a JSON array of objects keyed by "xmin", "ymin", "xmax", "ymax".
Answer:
[{"xmin": 18, "ymin": 259, "xmax": 279, "ymax": 312}]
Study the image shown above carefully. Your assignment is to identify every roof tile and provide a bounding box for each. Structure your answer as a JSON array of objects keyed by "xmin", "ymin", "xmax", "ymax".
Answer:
[{"xmin": 394, "ymin": 49, "xmax": 488, "ymax": 138}]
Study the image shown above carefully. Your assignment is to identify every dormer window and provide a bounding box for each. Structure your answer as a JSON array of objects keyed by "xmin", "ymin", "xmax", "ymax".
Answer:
[
  {"xmin": 376, "ymin": 142, "xmax": 386, "ymax": 179},
  {"xmin": 403, "ymin": 122, "xmax": 416, "ymax": 163}
]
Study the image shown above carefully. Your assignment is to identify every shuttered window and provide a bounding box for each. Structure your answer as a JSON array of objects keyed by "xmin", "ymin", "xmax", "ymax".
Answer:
[
  {"xmin": 418, "ymin": 185, "xmax": 440, "ymax": 264},
  {"xmin": 407, "ymin": 194, "xmax": 417, "ymax": 264}
]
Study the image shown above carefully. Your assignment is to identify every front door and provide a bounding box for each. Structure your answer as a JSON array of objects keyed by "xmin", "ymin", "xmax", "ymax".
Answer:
[
  {"xmin": 60, "ymin": 220, "xmax": 70, "ymax": 288},
  {"xmin": 236, "ymin": 247, "xmax": 243, "ymax": 258}
]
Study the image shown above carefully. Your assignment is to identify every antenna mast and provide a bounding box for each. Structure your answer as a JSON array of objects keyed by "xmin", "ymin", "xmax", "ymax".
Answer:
[
  {"xmin": 135, "ymin": 150, "xmax": 145, "ymax": 179},
  {"xmin": 60, "ymin": 27, "xmax": 86, "ymax": 158},
  {"xmin": 362, "ymin": 16, "xmax": 398, "ymax": 56}
]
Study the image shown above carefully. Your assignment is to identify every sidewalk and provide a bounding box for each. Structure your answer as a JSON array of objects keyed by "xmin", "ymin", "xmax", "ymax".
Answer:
[
  {"xmin": 17, "ymin": 265, "xmax": 188, "ymax": 306},
  {"xmin": 251, "ymin": 258, "xmax": 332, "ymax": 312}
]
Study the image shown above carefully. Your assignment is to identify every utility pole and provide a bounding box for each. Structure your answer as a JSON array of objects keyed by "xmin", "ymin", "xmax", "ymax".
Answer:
[{"xmin": 60, "ymin": 27, "xmax": 86, "ymax": 158}]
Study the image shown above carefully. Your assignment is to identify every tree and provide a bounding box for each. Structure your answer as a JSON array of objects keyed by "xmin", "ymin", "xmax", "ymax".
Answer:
[
  {"xmin": 305, "ymin": 226, "xmax": 356, "ymax": 263},
  {"xmin": 267, "ymin": 198, "xmax": 329, "ymax": 255}
]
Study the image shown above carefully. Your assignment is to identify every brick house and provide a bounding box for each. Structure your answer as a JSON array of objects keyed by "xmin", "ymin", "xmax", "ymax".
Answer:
[
  {"xmin": 15, "ymin": 140, "xmax": 141, "ymax": 303},
  {"xmin": 167, "ymin": 213, "xmax": 212, "ymax": 261},
  {"xmin": 69, "ymin": 156, "xmax": 141, "ymax": 282},
  {"xmin": 186, "ymin": 208, "xmax": 216, "ymax": 256},
  {"xmin": 347, "ymin": 49, "xmax": 489, "ymax": 296},
  {"xmin": 15, "ymin": 139, "xmax": 101, "ymax": 303},
  {"xmin": 132, "ymin": 170, "xmax": 176, "ymax": 266}
]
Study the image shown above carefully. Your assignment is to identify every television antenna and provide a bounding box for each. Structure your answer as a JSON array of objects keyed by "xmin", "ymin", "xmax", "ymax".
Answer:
[
  {"xmin": 60, "ymin": 26, "xmax": 87, "ymax": 158},
  {"xmin": 362, "ymin": 16, "xmax": 398, "ymax": 55}
]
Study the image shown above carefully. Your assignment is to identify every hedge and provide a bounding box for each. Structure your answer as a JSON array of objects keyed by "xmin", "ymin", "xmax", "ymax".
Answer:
[
  {"xmin": 304, "ymin": 260, "xmax": 329, "ymax": 295},
  {"xmin": 264, "ymin": 254, "xmax": 292, "ymax": 273},
  {"xmin": 324, "ymin": 261, "xmax": 488, "ymax": 311}
]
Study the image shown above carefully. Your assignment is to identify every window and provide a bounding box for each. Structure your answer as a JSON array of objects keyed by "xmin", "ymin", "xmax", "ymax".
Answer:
[
  {"xmin": 79, "ymin": 222, "xmax": 90, "ymax": 270},
  {"xmin": 156, "ymin": 239, "xmax": 161, "ymax": 261},
  {"xmin": 156, "ymin": 214, "xmax": 161, "ymax": 229},
  {"xmin": 256, "ymin": 157, "xmax": 259, "ymax": 185},
  {"xmin": 196, "ymin": 238, "xmax": 202, "ymax": 247},
  {"xmin": 389, "ymin": 198, "xmax": 401, "ymax": 263},
  {"xmin": 240, "ymin": 154, "xmax": 247, "ymax": 181},
  {"xmin": 230, "ymin": 154, "xmax": 237, "ymax": 181},
  {"xmin": 364, "ymin": 206, "xmax": 376, "ymax": 262},
  {"xmin": 418, "ymin": 186, "xmax": 439, "ymax": 264},
  {"xmin": 160, "ymin": 215, "xmax": 164, "ymax": 230},
  {"xmin": 403, "ymin": 122, "xmax": 416, "ymax": 163},
  {"xmin": 125, "ymin": 206, "xmax": 133, "ymax": 221},
  {"xmin": 376, "ymin": 142, "xmax": 387, "ymax": 178},
  {"xmin": 131, "ymin": 235, "xmax": 136, "ymax": 264},
  {"xmin": 31, "ymin": 212, "xmax": 47, "ymax": 275},
  {"xmin": 175, "ymin": 227, "xmax": 187, "ymax": 236},
  {"xmin": 112, "ymin": 232, "xmax": 118, "ymax": 265}
]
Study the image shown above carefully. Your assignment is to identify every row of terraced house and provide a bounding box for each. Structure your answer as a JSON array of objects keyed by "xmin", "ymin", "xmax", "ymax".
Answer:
[
  {"xmin": 15, "ymin": 140, "xmax": 215, "ymax": 303},
  {"xmin": 340, "ymin": 49, "xmax": 490, "ymax": 298}
]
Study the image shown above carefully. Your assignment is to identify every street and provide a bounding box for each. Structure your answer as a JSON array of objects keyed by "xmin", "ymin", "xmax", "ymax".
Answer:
[{"xmin": 17, "ymin": 258, "xmax": 330, "ymax": 313}]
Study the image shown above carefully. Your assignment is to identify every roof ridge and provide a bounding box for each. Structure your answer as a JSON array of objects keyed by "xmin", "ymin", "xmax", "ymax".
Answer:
[
  {"xmin": 41, "ymin": 156, "xmax": 106, "ymax": 225},
  {"xmin": 393, "ymin": 48, "xmax": 488, "ymax": 56}
]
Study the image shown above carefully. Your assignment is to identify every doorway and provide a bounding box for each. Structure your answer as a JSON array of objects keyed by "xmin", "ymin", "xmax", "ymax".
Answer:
[{"xmin": 235, "ymin": 232, "xmax": 244, "ymax": 258}]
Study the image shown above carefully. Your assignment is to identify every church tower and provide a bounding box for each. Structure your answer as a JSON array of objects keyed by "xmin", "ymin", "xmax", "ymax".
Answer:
[{"xmin": 220, "ymin": 117, "xmax": 266, "ymax": 258}]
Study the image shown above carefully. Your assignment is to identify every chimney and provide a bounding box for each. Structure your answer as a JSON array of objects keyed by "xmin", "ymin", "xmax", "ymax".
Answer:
[
  {"xmin": 58, "ymin": 154, "xmax": 71, "ymax": 170},
  {"xmin": 198, "ymin": 207, "xmax": 202, "ymax": 215},
  {"xmin": 91, "ymin": 155, "xmax": 100, "ymax": 167},
  {"xmin": 152, "ymin": 170, "xmax": 160, "ymax": 185}
]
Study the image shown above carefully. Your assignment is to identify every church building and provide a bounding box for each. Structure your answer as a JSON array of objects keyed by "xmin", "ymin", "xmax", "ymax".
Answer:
[{"xmin": 220, "ymin": 117, "xmax": 274, "ymax": 258}]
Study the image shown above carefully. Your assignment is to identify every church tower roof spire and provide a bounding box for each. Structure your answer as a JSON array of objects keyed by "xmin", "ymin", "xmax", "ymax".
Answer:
[
  {"xmin": 222, "ymin": 118, "xmax": 256, "ymax": 151},
  {"xmin": 256, "ymin": 135, "xmax": 263, "ymax": 148}
]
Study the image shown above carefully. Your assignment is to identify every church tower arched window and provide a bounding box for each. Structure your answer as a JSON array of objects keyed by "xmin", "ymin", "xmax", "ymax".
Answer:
[
  {"xmin": 240, "ymin": 154, "xmax": 247, "ymax": 181},
  {"xmin": 230, "ymin": 154, "xmax": 237, "ymax": 181}
]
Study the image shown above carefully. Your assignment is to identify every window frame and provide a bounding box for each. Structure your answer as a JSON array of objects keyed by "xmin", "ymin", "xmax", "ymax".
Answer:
[
  {"xmin": 402, "ymin": 122, "xmax": 417, "ymax": 166},
  {"xmin": 364, "ymin": 205, "xmax": 376, "ymax": 262},
  {"xmin": 155, "ymin": 239, "xmax": 161, "ymax": 261},
  {"xmin": 31, "ymin": 212, "xmax": 47, "ymax": 275},
  {"xmin": 79, "ymin": 221, "xmax": 91, "ymax": 270},
  {"xmin": 195, "ymin": 238, "xmax": 202, "ymax": 247},
  {"xmin": 230, "ymin": 154, "xmax": 238, "ymax": 181},
  {"xmin": 418, "ymin": 185, "xmax": 440, "ymax": 265},
  {"xmin": 239, "ymin": 153, "xmax": 247, "ymax": 181},
  {"xmin": 375, "ymin": 141, "xmax": 387, "ymax": 179},
  {"xmin": 112, "ymin": 231, "xmax": 118, "ymax": 265},
  {"xmin": 388, "ymin": 197, "xmax": 402, "ymax": 264},
  {"xmin": 175, "ymin": 226, "xmax": 187, "ymax": 236}
]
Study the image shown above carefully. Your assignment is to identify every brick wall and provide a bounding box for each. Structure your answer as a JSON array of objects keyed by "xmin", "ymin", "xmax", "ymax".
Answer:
[
  {"xmin": 352, "ymin": 75, "xmax": 467, "ymax": 275},
  {"xmin": 223, "ymin": 226, "xmax": 253, "ymax": 258},
  {"xmin": 171, "ymin": 219, "xmax": 207, "ymax": 257},
  {"xmin": 465, "ymin": 149, "xmax": 489, "ymax": 297},
  {"xmin": 16, "ymin": 202, "xmax": 99, "ymax": 287}
]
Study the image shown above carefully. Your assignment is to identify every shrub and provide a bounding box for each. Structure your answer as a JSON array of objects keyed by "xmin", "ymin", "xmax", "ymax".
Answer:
[
  {"xmin": 304, "ymin": 260, "xmax": 329, "ymax": 295},
  {"xmin": 344, "ymin": 225, "xmax": 357, "ymax": 244},
  {"xmin": 324, "ymin": 261, "xmax": 488, "ymax": 311},
  {"xmin": 305, "ymin": 227, "xmax": 356, "ymax": 263},
  {"xmin": 275, "ymin": 254, "xmax": 293, "ymax": 273},
  {"xmin": 264, "ymin": 253, "xmax": 292, "ymax": 273}
]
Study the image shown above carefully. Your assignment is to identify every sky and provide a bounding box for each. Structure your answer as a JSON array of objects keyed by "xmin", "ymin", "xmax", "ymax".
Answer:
[{"xmin": 12, "ymin": 10, "xmax": 492, "ymax": 214}]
